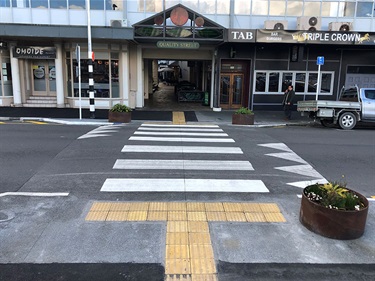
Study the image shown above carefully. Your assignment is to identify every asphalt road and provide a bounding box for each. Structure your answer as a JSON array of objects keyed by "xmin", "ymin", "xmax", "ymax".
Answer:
[{"xmin": 0, "ymin": 121, "xmax": 374, "ymax": 281}]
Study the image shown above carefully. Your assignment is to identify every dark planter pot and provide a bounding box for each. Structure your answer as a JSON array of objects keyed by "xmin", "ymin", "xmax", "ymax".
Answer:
[
  {"xmin": 108, "ymin": 111, "xmax": 131, "ymax": 123},
  {"xmin": 232, "ymin": 114, "xmax": 254, "ymax": 125},
  {"xmin": 299, "ymin": 186, "xmax": 369, "ymax": 240}
]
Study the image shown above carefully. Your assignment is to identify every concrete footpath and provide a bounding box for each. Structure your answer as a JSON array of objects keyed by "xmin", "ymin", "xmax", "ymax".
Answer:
[{"xmin": 1, "ymin": 107, "xmax": 374, "ymax": 281}]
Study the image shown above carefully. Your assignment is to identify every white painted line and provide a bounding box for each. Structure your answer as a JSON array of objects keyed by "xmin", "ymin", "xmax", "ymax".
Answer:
[
  {"xmin": 134, "ymin": 131, "xmax": 228, "ymax": 137},
  {"xmin": 0, "ymin": 192, "xmax": 69, "ymax": 197},
  {"xmin": 138, "ymin": 127, "xmax": 223, "ymax": 132},
  {"xmin": 129, "ymin": 136, "xmax": 235, "ymax": 143},
  {"xmin": 78, "ymin": 134, "xmax": 112, "ymax": 139},
  {"xmin": 266, "ymin": 152, "xmax": 307, "ymax": 164},
  {"xmin": 113, "ymin": 160, "xmax": 254, "ymax": 170},
  {"xmin": 275, "ymin": 164, "xmax": 324, "ymax": 178},
  {"xmin": 258, "ymin": 143, "xmax": 292, "ymax": 152},
  {"xmin": 288, "ymin": 179, "xmax": 328, "ymax": 188},
  {"xmin": 121, "ymin": 145, "xmax": 243, "ymax": 154},
  {"xmin": 141, "ymin": 124, "xmax": 219, "ymax": 128},
  {"xmin": 101, "ymin": 179, "xmax": 269, "ymax": 193}
]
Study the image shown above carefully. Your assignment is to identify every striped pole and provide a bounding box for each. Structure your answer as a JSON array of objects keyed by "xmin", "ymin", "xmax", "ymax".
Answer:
[{"xmin": 86, "ymin": 0, "xmax": 95, "ymax": 118}]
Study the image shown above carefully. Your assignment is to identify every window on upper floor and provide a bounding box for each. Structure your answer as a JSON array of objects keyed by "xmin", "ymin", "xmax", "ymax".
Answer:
[
  {"xmin": 357, "ymin": 1, "xmax": 374, "ymax": 17},
  {"xmin": 304, "ymin": 1, "xmax": 321, "ymax": 16},
  {"xmin": 30, "ymin": 0, "xmax": 48, "ymax": 8},
  {"xmin": 252, "ymin": 0, "xmax": 269, "ymax": 15},
  {"xmin": 90, "ymin": 0, "xmax": 105, "ymax": 10},
  {"xmin": 321, "ymin": 1, "xmax": 340, "ymax": 17},
  {"xmin": 269, "ymin": 0, "xmax": 286, "ymax": 16},
  {"xmin": 338, "ymin": 1, "xmax": 356, "ymax": 17},
  {"xmin": 50, "ymin": 0, "xmax": 67, "ymax": 9},
  {"xmin": 216, "ymin": 0, "xmax": 230, "ymax": 14},
  {"xmin": 234, "ymin": 0, "xmax": 251, "ymax": 14},
  {"xmin": 286, "ymin": 1, "xmax": 303, "ymax": 17},
  {"xmin": 69, "ymin": 0, "xmax": 85, "ymax": 9},
  {"xmin": 1, "ymin": 0, "xmax": 10, "ymax": 7}
]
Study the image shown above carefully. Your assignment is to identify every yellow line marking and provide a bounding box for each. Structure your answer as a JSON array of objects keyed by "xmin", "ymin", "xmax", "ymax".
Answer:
[
  {"xmin": 25, "ymin": 121, "xmax": 48, "ymax": 125},
  {"xmin": 371, "ymin": 196, "xmax": 375, "ymax": 199},
  {"xmin": 0, "ymin": 122, "xmax": 5, "ymax": 124},
  {"xmin": 86, "ymin": 201, "xmax": 286, "ymax": 280},
  {"xmin": 173, "ymin": 111, "xmax": 186, "ymax": 124}
]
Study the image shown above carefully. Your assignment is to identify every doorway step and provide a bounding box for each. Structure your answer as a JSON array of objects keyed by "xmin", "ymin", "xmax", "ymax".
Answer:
[{"xmin": 23, "ymin": 96, "xmax": 57, "ymax": 108}]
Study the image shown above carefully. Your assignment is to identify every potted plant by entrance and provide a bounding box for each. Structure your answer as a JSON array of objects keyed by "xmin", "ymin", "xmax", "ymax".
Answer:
[
  {"xmin": 108, "ymin": 103, "xmax": 132, "ymax": 123},
  {"xmin": 232, "ymin": 107, "xmax": 255, "ymax": 125},
  {"xmin": 300, "ymin": 182, "xmax": 369, "ymax": 240}
]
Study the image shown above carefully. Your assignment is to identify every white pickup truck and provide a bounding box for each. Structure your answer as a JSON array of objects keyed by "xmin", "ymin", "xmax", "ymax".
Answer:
[{"xmin": 297, "ymin": 86, "xmax": 375, "ymax": 130}]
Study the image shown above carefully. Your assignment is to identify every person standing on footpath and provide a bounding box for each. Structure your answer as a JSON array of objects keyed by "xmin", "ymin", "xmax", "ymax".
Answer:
[{"xmin": 282, "ymin": 84, "xmax": 295, "ymax": 120}]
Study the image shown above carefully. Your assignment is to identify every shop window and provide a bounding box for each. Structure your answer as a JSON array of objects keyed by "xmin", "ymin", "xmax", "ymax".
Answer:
[
  {"xmin": 295, "ymin": 73, "xmax": 306, "ymax": 93},
  {"xmin": 282, "ymin": 72, "xmax": 293, "ymax": 91},
  {"xmin": 307, "ymin": 73, "xmax": 318, "ymax": 93},
  {"xmin": 111, "ymin": 60, "xmax": 119, "ymax": 98},
  {"xmin": 1, "ymin": 60, "xmax": 13, "ymax": 97},
  {"xmin": 320, "ymin": 73, "xmax": 332, "ymax": 93},
  {"xmin": 256, "ymin": 72, "xmax": 266, "ymax": 92},
  {"xmin": 268, "ymin": 72, "xmax": 280, "ymax": 92}
]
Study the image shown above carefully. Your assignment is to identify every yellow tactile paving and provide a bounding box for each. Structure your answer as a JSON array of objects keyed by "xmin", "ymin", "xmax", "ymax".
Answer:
[
  {"xmin": 165, "ymin": 259, "xmax": 191, "ymax": 274},
  {"xmin": 86, "ymin": 201, "xmax": 287, "ymax": 280},
  {"xmin": 166, "ymin": 232, "xmax": 189, "ymax": 245},
  {"xmin": 167, "ymin": 221, "xmax": 188, "ymax": 233},
  {"xmin": 188, "ymin": 233, "xmax": 212, "ymax": 245},
  {"xmin": 25, "ymin": 121, "xmax": 47, "ymax": 125},
  {"xmin": 168, "ymin": 202, "xmax": 187, "ymax": 211},
  {"xmin": 259, "ymin": 203, "xmax": 281, "ymax": 213},
  {"xmin": 172, "ymin": 111, "xmax": 186, "ymax": 125},
  {"xmin": 245, "ymin": 212, "xmax": 267, "ymax": 222},
  {"xmin": 106, "ymin": 211, "xmax": 128, "ymax": 221},
  {"xmin": 264, "ymin": 212, "xmax": 286, "ymax": 222},
  {"xmin": 241, "ymin": 203, "xmax": 262, "ymax": 212},
  {"xmin": 189, "ymin": 245, "xmax": 215, "ymax": 259},
  {"xmin": 225, "ymin": 212, "xmax": 247, "ymax": 222},
  {"xmin": 128, "ymin": 202, "xmax": 149, "ymax": 211},
  {"xmin": 188, "ymin": 221, "xmax": 209, "ymax": 233},
  {"xmin": 110, "ymin": 202, "xmax": 131, "ymax": 211},
  {"xmin": 147, "ymin": 211, "xmax": 168, "ymax": 221},
  {"xmin": 169, "ymin": 211, "xmax": 187, "ymax": 221},
  {"xmin": 204, "ymin": 203, "xmax": 224, "ymax": 212},
  {"xmin": 166, "ymin": 245, "xmax": 190, "ymax": 259},
  {"xmin": 85, "ymin": 211, "xmax": 108, "ymax": 221},
  {"xmin": 126, "ymin": 211, "xmax": 147, "ymax": 221},
  {"xmin": 206, "ymin": 212, "xmax": 227, "ymax": 222},
  {"xmin": 187, "ymin": 212, "xmax": 207, "ymax": 221},
  {"xmin": 90, "ymin": 202, "xmax": 112, "ymax": 212},
  {"xmin": 149, "ymin": 202, "xmax": 168, "ymax": 211},
  {"xmin": 187, "ymin": 202, "xmax": 206, "ymax": 212}
]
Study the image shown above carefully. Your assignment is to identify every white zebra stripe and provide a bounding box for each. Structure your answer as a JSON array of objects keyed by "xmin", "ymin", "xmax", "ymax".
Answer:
[
  {"xmin": 138, "ymin": 127, "xmax": 223, "ymax": 132},
  {"xmin": 134, "ymin": 131, "xmax": 228, "ymax": 137},
  {"xmin": 129, "ymin": 136, "xmax": 235, "ymax": 143},
  {"xmin": 141, "ymin": 124, "xmax": 219, "ymax": 128},
  {"xmin": 121, "ymin": 145, "xmax": 243, "ymax": 154}
]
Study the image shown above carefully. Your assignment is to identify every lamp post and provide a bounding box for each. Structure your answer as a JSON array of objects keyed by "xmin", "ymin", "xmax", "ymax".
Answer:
[{"xmin": 86, "ymin": 0, "xmax": 95, "ymax": 118}]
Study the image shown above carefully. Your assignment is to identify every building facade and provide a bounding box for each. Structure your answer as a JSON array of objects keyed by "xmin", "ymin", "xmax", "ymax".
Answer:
[{"xmin": 0, "ymin": 0, "xmax": 374, "ymax": 111}]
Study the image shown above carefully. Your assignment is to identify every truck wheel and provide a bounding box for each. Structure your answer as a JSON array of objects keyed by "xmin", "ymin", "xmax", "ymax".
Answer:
[
  {"xmin": 338, "ymin": 112, "xmax": 357, "ymax": 130},
  {"xmin": 320, "ymin": 119, "xmax": 336, "ymax": 128}
]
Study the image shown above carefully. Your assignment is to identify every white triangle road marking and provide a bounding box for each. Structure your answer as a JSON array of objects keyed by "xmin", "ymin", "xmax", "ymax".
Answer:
[
  {"xmin": 266, "ymin": 152, "xmax": 307, "ymax": 164},
  {"xmin": 287, "ymin": 178, "xmax": 328, "ymax": 188},
  {"xmin": 258, "ymin": 143, "xmax": 292, "ymax": 152},
  {"xmin": 275, "ymin": 164, "xmax": 324, "ymax": 178}
]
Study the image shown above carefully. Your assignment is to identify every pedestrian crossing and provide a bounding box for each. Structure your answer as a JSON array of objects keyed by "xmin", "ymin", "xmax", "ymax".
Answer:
[{"xmin": 100, "ymin": 123, "xmax": 269, "ymax": 193}]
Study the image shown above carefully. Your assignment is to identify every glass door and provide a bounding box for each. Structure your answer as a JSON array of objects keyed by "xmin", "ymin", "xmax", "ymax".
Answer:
[
  {"xmin": 32, "ymin": 60, "xmax": 56, "ymax": 96},
  {"xmin": 220, "ymin": 73, "xmax": 244, "ymax": 109}
]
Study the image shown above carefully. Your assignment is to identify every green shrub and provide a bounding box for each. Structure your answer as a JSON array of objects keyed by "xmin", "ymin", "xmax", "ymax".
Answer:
[
  {"xmin": 109, "ymin": 103, "xmax": 132, "ymax": 113},
  {"xmin": 234, "ymin": 107, "xmax": 254, "ymax": 115}
]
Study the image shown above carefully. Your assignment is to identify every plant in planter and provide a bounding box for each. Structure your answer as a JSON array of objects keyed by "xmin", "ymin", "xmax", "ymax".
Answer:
[
  {"xmin": 108, "ymin": 103, "xmax": 132, "ymax": 123},
  {"xmin": 300, "ymin": 181, "xmax": 369, "ymax": 240},
  {"xmin": 232, "ymin": 107, "xmax": 255, "ymax": 125}
]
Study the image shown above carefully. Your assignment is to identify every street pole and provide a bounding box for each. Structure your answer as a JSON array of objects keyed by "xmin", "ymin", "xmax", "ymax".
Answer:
[
  {"xmin": 76, "ymin": 44, "xmax": 82, "ymax": 120},
  {"xmin": 316, "ymin": 64, "xmax": 321, "ymax": 101},
  {"xmin": 86, "ymin": 0, "xmax": 95, "ymax": 118}
]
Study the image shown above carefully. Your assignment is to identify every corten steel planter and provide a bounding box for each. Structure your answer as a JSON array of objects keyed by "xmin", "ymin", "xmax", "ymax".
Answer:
[
  {"xmin": 108, "ymin": 111, "xmax": 131, "ymax": 123},
  {"xmin": 299, "ymin": 186, "xmax": 369, "ymax": 240},
  {"xmin": 232, "ymin": 114, "xmax": 254, "ymax": 125}
]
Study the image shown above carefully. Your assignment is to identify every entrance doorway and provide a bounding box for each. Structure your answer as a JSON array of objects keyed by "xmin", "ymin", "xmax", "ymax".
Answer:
[
  {"xmin": 220, "ymin": 73, "xmax": 244, "ymax": 109},
  {"xmin": 31, "ymin": 60, "xmax": 56, "ymax": 96}
]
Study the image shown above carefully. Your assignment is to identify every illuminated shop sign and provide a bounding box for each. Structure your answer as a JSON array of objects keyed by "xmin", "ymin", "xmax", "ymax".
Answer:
[
  {"xmin": 156, "ymin": 41, "xmax": 200, "ymax": 49},
  {"xmin": 256, "ymin": 30, "xmax": 375, "ymax": 45},
  {"xmin": 228, "ymin": 29, "xmax": 256, "ymax": 42},
  {"xmin": 13, "ymin": 46, "xmax": 57, "ymax": 59}
]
